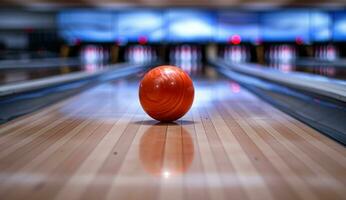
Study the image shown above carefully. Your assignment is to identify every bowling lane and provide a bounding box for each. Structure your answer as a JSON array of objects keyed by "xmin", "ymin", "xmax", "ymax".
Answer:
[{"xmin": 0, "ymin": 76, "xmax": 345, "ymax": 200}]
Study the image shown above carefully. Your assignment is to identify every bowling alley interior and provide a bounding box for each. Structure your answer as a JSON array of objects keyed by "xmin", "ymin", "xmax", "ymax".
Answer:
[{"xmin": 0, "ymin": 0, "xmax": 346, "ymax": 199}]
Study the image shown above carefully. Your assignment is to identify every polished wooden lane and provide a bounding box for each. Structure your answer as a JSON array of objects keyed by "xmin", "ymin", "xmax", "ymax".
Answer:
[{"xmin": 0, "ymin": 77, "xmax": 345, "ymax": 200}]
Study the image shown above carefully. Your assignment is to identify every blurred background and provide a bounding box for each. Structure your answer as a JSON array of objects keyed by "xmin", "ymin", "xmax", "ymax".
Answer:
[
  {"xmin": 0, "ymin": 1, "xmax": 345, "ymax": 84},
  {"xmin": 1, "ymin": 2, "xmax": 346, "ymax": 198}
]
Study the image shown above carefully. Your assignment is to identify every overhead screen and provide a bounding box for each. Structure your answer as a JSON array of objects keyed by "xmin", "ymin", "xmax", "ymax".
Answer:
[
  {"xmin": 58, "ymin": 10, "xmax": 117, "ymax": 43},
  {"xmin": 166, "ymin": 9, "xmax": 215, "ymax": 42},
  {"xmin": 261, "ymin": 10, "xmax": 310, "ymax": 42},
  {"xmin": 57, "ymin": 9, "xmax": 346, "ymax": 43},
  {"xmin": 310, "ymin": 11, "xmax": 332, "ymax": 41},
  {"xmin": 217, "ymin": 11, "xmax": 259, "ymax": 42},
  {"xmin": 333, "ymin": 11, "xmax": 346, "ymax": 41},
  {"xmin": 117, "ymin": 10, "xmax": 164, "ymax": 42}
]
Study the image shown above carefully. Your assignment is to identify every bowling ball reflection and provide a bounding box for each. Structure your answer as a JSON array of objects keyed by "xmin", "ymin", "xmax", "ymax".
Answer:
[
  {"xmin": 139, "ymin": 123, "xmax": 194, "ymax": 177},
  {"xmin": 139, "ymin": 65, "xmax": 194, "ymax": 122}
]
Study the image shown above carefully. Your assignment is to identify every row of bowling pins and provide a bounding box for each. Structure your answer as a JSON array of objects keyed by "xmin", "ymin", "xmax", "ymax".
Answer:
[
  {"xmin": 222, "ymin": 45, "xmax": 250, "ymax": 63},
  {"xmin": 267, "ymin": 62, "xmax": 294, "ymax": 73},
  {"xmin": 265, "ymin": 45, "xmax": 296, "ymax": 62},
  {"xmin": 269, "ymin": 62, "xmax": 336, "ymax": 77},
  {"xmin": 125, "ymin": 45, "xmax": 157, "ymax": 64},
  {"xmin": 171, "ymin": 60, "xmax": 202, "ymax": 75},
  {"xmin": 84, "ymin": 63, "xmax": 106, "ymax": 73},
  {"xmin": 314, "ymin": 45, "xmax": 338, "ymax": 61},
  {"xmin": 313, "ymin": 66, "xmax": 336, "ymax": 76},
  {"xmin": 80, "ymin": 45, "xmax": 110, "ymax": 64},
  {"xmin": 169, "ymin": 45, "xmax": 202, "ymax": 62}
]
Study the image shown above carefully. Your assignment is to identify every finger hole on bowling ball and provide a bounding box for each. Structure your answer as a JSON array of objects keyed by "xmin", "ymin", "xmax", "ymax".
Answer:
[{"xmin": 133, "ymin": 120, "xmax": 195, "ymax": 126}]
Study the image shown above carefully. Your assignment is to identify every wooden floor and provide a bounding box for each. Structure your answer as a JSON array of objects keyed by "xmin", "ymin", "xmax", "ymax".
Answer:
[{"xmin": 0, "ymin": 77, "xmax": 345, "ymax": 200}]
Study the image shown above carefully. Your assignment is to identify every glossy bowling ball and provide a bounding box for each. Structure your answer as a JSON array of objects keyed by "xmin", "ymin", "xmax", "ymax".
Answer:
[{"xmin": 139, "ymin": 65, "xmax": 194, "ymax": 122}]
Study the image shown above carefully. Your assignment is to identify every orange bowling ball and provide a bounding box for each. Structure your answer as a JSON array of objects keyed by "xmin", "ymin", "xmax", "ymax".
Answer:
[{"xmin": 139, "ymin": 65, "xmax": 194, "ymax": 122}]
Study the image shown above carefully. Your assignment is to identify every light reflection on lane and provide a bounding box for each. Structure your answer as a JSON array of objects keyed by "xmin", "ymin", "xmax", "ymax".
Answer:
[{"xmin": 139, "ymin": 122, "xmax": 195, "ymax": 178}]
